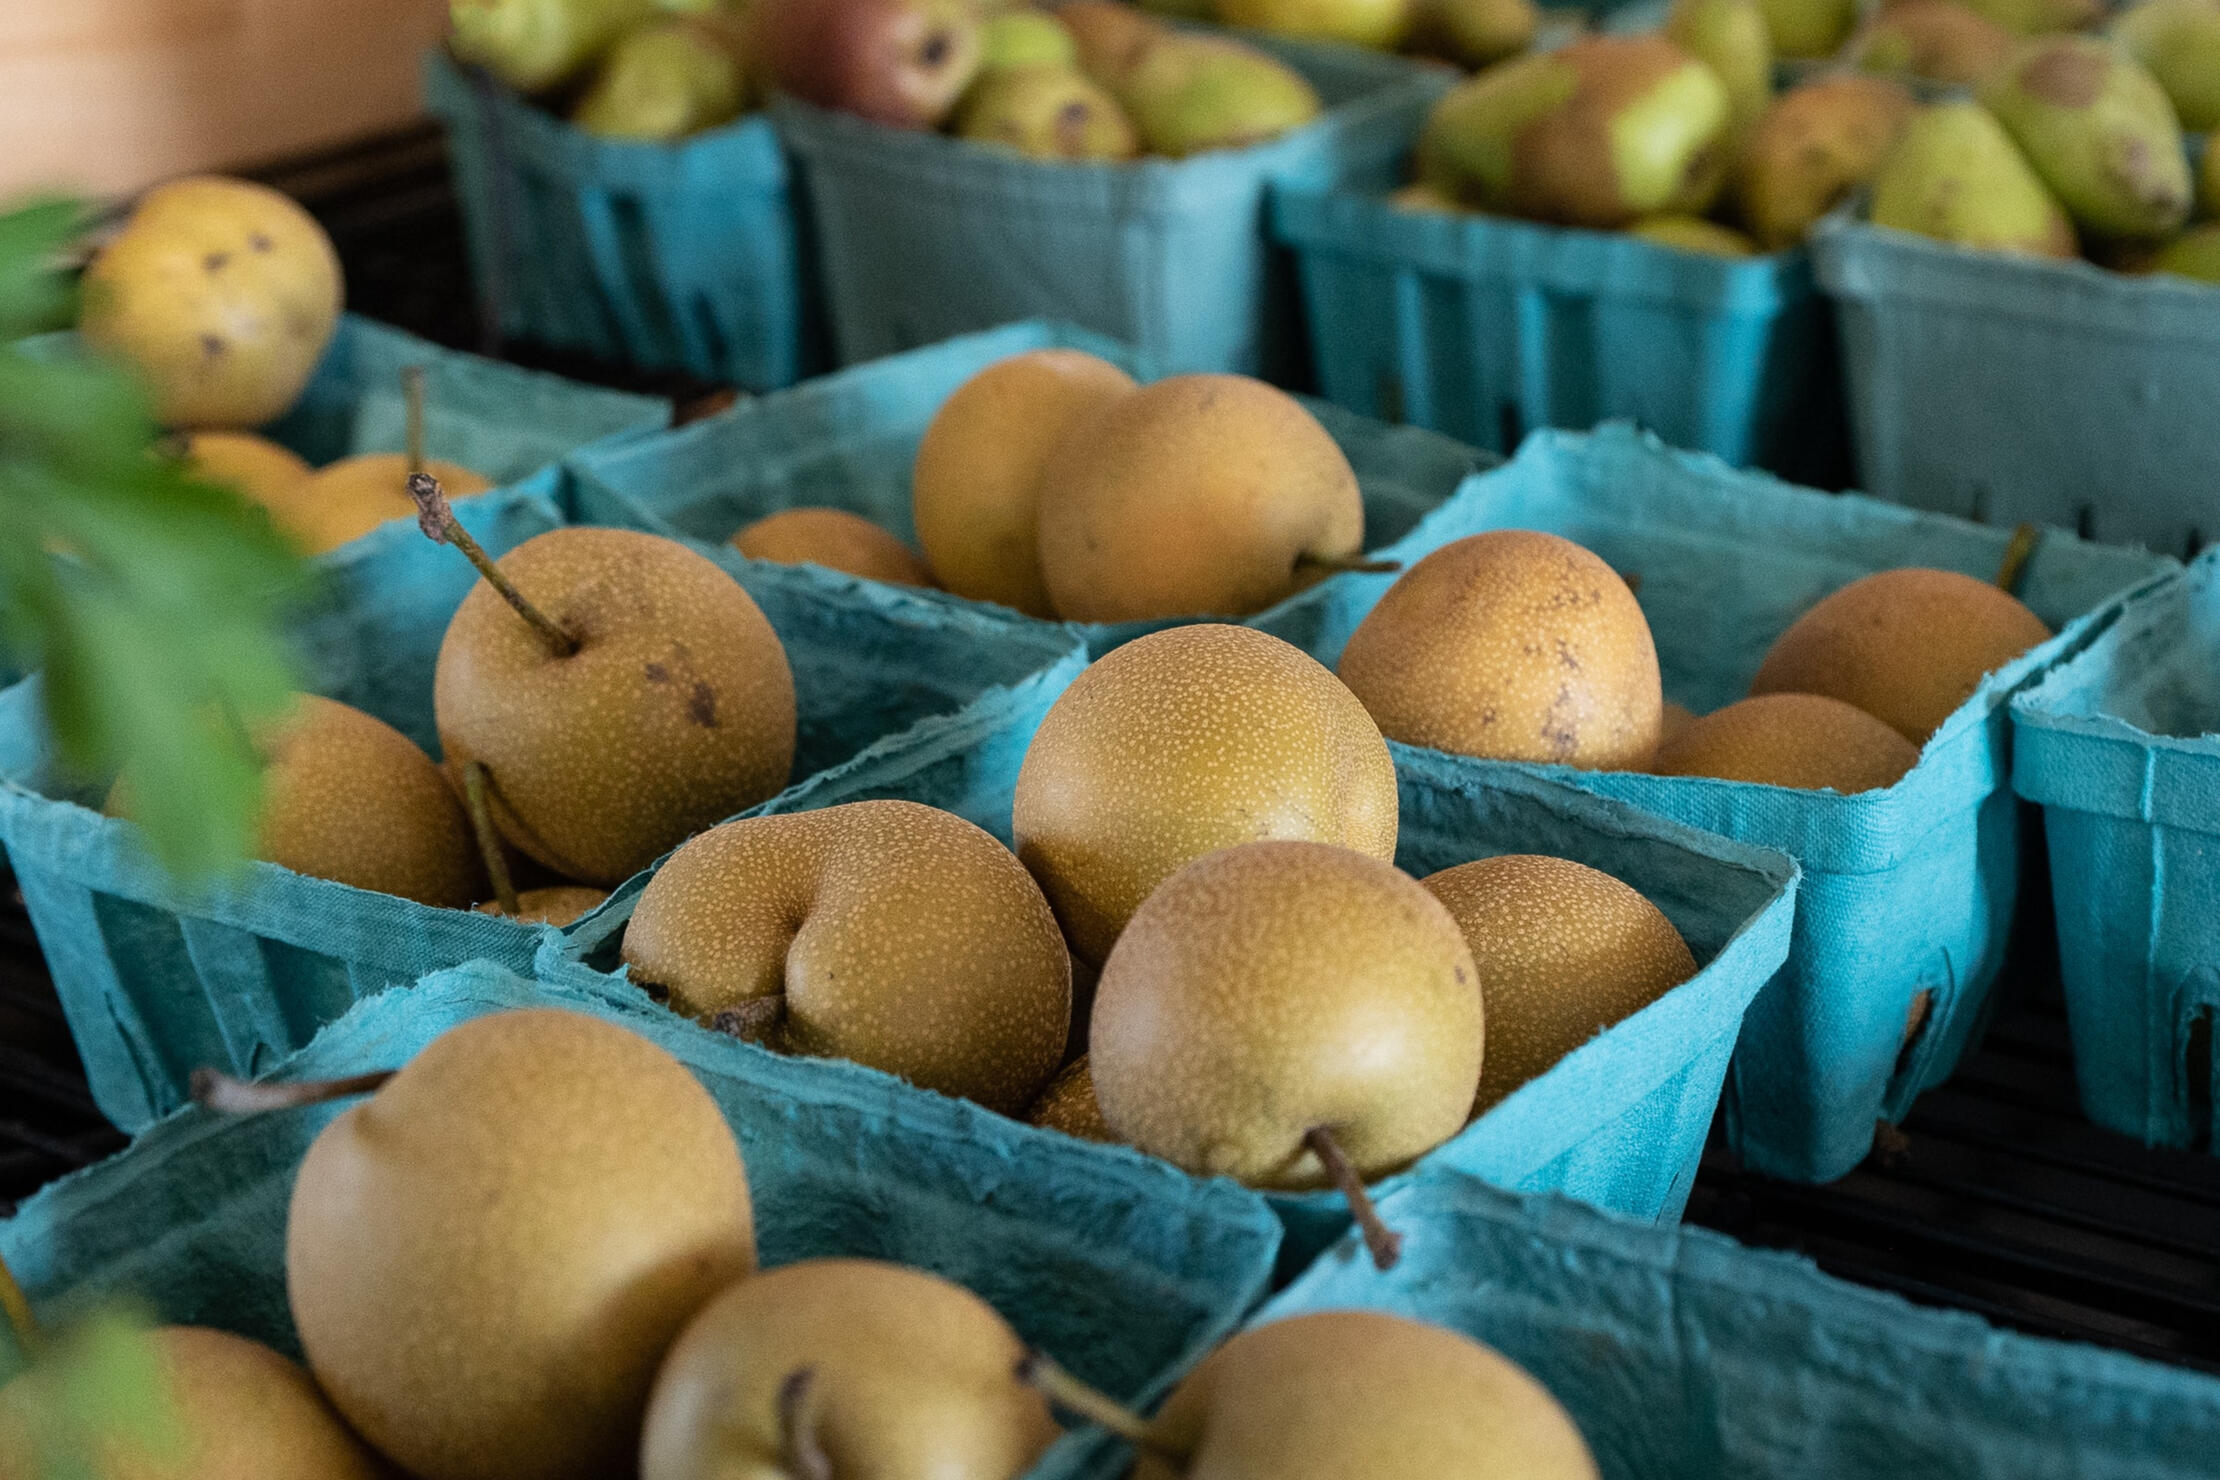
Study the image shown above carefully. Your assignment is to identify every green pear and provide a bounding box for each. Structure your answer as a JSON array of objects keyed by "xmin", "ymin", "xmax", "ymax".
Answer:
[
  {"xmin": 1217, "ymin": 0, "xmax": 1417, "ymax": 50},
  {"xmin": 2114, "ymin": 0, "xmax": 2220, "ymax": 131},
  {"xmin": 450, "ymin": 0, "xmax": 659, "ymax": 92},
  {"xmin": 1114, "ymin": 34, "xmax": 1323, "ymax": 157},
  {"xmin": 572, "ymin": 18, "xmax": 752, "ymax": 139},
  {"xmin": 1414, "ymin": 51, "xmax": 1578, "ymax": 203},
  {"xmin": 956, "ymin": 63, "xmax": 1141, "ymax": 157},
  {"xmin": 1409, "ymin": 0, "xmax": 1539, "ymax": 69},
  {"xmin": 1960, "ymin": 0, "xmax": 2102, "ymax": 33},
  {"xmin": 1631, "ymin": 214, "xmax": 1758, "ymax": 254},
  {"xmin": 980, "ymin": 8, "xmax": 1080, "ymax": 69},
  {"xmin": 1141, "ymin": 0, "xmax": 1218, "ymax": 14},
  {"xmin": 1982, "ymin": 37, "xmax": 2191, "ymax": 240},
  {"xmin": 2151, "ymin": 221, "xmax": 2220, "ymax": 279},
  {"xmin": 1870, "ymin": 100, "xmax": 2078, "ymax": 257},
  {"xmin": 1667, "ymin": 0, "xmax": 1773, "ymax": 135},
  {"xmin": 1846, "ymin": 0, "xmax": 2015, "ymax": 86},
  {"xmin": 2204, "ymin": 130, "xmax": 2220, "ymax": 215},
  {"xmin": 1758, "ymin": 0, "xmax": 1857, "ymax": 59},
  {"xmin": 1735, "ymin": 74, "xmax": 1913, "ymax": 248}
]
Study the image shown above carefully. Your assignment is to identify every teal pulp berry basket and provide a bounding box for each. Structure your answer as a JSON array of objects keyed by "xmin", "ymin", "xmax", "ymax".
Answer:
[
  {"xmin": 1269, "ymin": 185, "xmax": 1848, "ymax": 486},
  {"xmin": 771, "ymin": 34, "xmax": 1452, "ymax": 380},
  {"xmin": 0, "ymin": 471, "xmax": 1090, "ymax": 1135},
  {"xmin": 0, "ymin": 959, "xmax": 1283, "ymax": 1475},
  {"xmin": 1814, "ymin": 214, "xmax": 2220, "ymax": 562},
  {"xmin": 2013, "ymin": 550, "xmax": 2220, "ymax": 1151},
  {"xmin": 567, "ymin": 319, "xmax": 1492, "ymax": 653},
  {"xmin": 424, "ymin": 49, "xmax": 824, "ymax": 392},
  {"xmin": 553, "ymin": 659, "xmax": 1799, "ymax": 1273},
  {"xmin": 1043, "ymin": 1165, "xmax": 2220, "ymax": 1480},
  {"xmin": 1251, "ymin": 423, "xmax": 2175, "ymax": 1183}
]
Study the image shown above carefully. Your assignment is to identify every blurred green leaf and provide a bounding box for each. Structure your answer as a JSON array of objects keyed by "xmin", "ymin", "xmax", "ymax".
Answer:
[
  {"xmin": 0, "ymin": 1297, "xmax": 188, "ymax": 1480},
  {"xmin": 0, "ymin": 196, "xmax": 307, "ymax": 879}
]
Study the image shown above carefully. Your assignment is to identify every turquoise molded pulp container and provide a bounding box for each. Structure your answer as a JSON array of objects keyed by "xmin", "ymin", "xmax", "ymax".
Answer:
[
  {"xmin": 568, "ymin": 319, "xmax": 1492, "ymax": 653},
  {"xmin": 555, "ymin": 664, "xmax": 1800, "ymax": 1273},
  {"xmin": 1814, "ymin": 215, "xmax": 2220, "ymax": 561},
  {"xmin": 2013, "ymin": 550, "xmax": 2220, "ymax": 1151},
  {"xmin": 0, "ymin": 469, "xmax": 1089, "ymax": 1134},
  {"xmin": 424, "ymin": 49, "xmax": 823, "ymax": 392},
  {"xmin": 1251, "ymin": 424, "xmax": 2175, "ymax": 1183},
  {"xmin": 771, "ymin": 34, "xmax": 1453, "ymax": 379},
  {"xmin": 0, "ymin": 960, "xmax": 1282, "ymax": 1477},
  {"xmin": 1270, "ymin": 185, "xmax": 1846, "ymax": 486},
  {"xmin": 1047, "ymin": 1166, "xmax": 2220, "ymax": 1480}
]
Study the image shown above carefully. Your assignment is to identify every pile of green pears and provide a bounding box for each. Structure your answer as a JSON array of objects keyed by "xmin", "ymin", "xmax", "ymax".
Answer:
[
  {"xmin": 1398, "ymin": 0, "xmax": 2220, "ymax": 280},
  {"xmin": 450, "ymin": 0, "xmax": 761, "ymax": 142}
]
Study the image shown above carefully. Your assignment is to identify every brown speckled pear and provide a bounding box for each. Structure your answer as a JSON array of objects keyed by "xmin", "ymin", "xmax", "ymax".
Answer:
[
  {"xmin": 1131, "ymin": 1312, "xmax": 1598, "ymax": 1480},
  {"xmin": 623, "ymin": 799, "xmax": 1071, "ymax": 1114},
  {"xmin": 181, "ymin": 431, "xmax": 312, "ymax": 514},
  {"xmin": 912, "ymin": 349, "xmax": 1137, "ymax": 616},
  {"xmin": 1748, "ymin": 567, "xmax": 2051, "ymax": 744},
  {"xmin": 1337, "ymin": 531, "xmax": 1663, "ymax": 771},
  {"xmin": 1654, "ymin": 692, "xmax": 1920, "ymax": 792},
  {"xmin": 640, "ymin": 1260, "xmax": 1059, "ymax": 1480},
  {"xmin": 0, "ymin": 1326, "xmax": 387, "ymax": 1480},
  {"xmin": 1421, "ymin": 854, "xmax": 1695, "ymax": 1114},
  {"xmin": 78, "ymin": 176, "xmax": 342, "ymax": 430},
  {"xmin": 1034, "ymin": 376, "xmax": 1364, "ymax": 622},
  {"xmin": 731, "ymin": 506, "xmax": 937, "ymax": 588},
  {"xmin": 287, "ymin": 1009, "xmax": 755, "ymax": 1480},
  {"xmin": 1012, "ymin": 624, "xmax": 1398, "ymax": 966},
  {"xmin": 433, "ymin": 526, "xmax": 796, "ymax": 886},
  {"xmin": 108, "ymin": 693, "xmax": 482, "ymax": 906},
  {"xmin": 1026, "ymin": 1056, "xmax": 1117, "ymax": 1142},
  {"xmin": 1091, "ymin": 841, "xmax": 1482, "ymax": 1189},
  {"xmin": 475, "ymin": 884, "xmax": 610, "ymax": 926},
  {"xmin": 284, "ymin": 454, "xmax": 493, "ymax": 555}
]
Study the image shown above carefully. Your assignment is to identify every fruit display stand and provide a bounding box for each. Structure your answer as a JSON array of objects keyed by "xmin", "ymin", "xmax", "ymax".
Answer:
[
  {"xmin": 771, "ymin": 34, "xmax": 1450, "ymax": 379},
  {"xmin": 0, "ymin": 471, "xmax": 1090, "ymax": 1135},
  {"xmin": 423, "ymin": 50, "xmax": 826, "ymax": 394},
  {"xmin": 566, "ymin": 317, "xmax": 1493, "ymax": 651},
  {"xmin": 552, "ymin": 667, "xmax": 1802, "ymax": 1268},
  {"xmin": 1269, "ymin": 186, "xmax": 1847, "ymax": 485},
  {"xmin": 1250, "ymin": 424, "xmax": 2175, "ymax": 1184},
  {"xmin": 2012, "ymin": 548, "xmax": 2220, "ymax": 1151},
  {"xmin": 0, "ymin": 959, "xmax": 1284, "ymax": 1479},
  {"xmin": 1813, "ymin": 211, "xmax": 2220, "ymax": 562}
]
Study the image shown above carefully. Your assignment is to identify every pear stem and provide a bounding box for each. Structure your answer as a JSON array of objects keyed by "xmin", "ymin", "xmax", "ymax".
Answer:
[
  {"xmin": 1995, "ymin": 523, "xmax": 2040, "ymax": 596},
  {"xmin": 191, "ymin": 1068, "xmax": 395, "ymax": 1114},
  {"xmin": 403, "ymin": 365, "xmax": 428, "ymax": 477},
  {"xmin": 1296, "ymin": 552, "xmax": 1401, "ymax": 577},
  {"xmin": 407, "ymin": 472, "xmax": 579, "ymax": 659},
  {"xmin": 778, "ymin": 1368, "xmax": 834, "ymax": 1480},
  {"xmin": 711, "ymin": 997, "xmax": 787, "ymax": 1046},
  {"xmin": 461, "ymin": 760, "xmax": 521, "ymax": 918},
  {"xmin": 1304, "ymin": 1126, "xmax": 1402, "ymax": 1272},
  {"xmin": 1015, "ymin": 1351, "xmax": 1189, "ymax": 1468},
  {"xmin": 0, "ymin": 1251, "xmax": 40, "ymax": 1356}
]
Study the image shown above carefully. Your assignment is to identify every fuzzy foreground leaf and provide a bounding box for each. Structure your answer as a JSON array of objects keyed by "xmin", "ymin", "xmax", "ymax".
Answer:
[
  {"xmin": 0, "ymin": 197, "xmax": 305, "ymax": 878},
  {"xmin": 0, "ymin": 1300, "xmax": 189, "ymax": 1480}
]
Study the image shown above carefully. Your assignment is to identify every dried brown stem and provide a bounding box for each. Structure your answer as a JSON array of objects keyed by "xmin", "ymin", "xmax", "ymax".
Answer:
[
  {"xmin": 778, "ymin": 1368, "xmax": 834, "ymax": 1480},
  {"xmin": 191, "ymin": 1068, "xmax": 395, "ymax": 1114},
  {"xmin": 1305, "ymin": 1126, "xmax": 1402, "ymax": 1272},
  {"xmin": 1296, "ymin": 552, "xmax": 1402, "ymax": 577},
  {"xmin": 0, "ymin": 1251, "xmax": 40, "ymax": 1356},
  {"xmin": 462, "ymin": 760, "xmax": 521, "ymax": 918},
  {"xmin": 403, "ymin": 365, "xmax": 428, "ymax": 477},
  {"xmin": 1995, "ymin": 523, "xmax": 2040, "ymax": 596},
  {"xmin": 711, "ymin": 997, "xmax": 787, "ymax": 1046},
  {"xmin": 407, "ymin": 472, "xmax": 579, "ymax": 658},
  {"xmin": 1015, "ymin": 1350, "xmax": 1188, "ymax": 1467}
]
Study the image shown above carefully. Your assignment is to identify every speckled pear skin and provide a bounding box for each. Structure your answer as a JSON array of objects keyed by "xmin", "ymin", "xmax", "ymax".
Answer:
[
  {"xmin": 1736, "ymin": 74, "xmax": 1914, "ymax": 249},
  {"xmin": 1653, "ymin": 692, "xmax": 1920, "ymax": 792},
  {"xmin": 285, "ymin": 454, "xmax": 494, "ymax": 555},
  {"xmin": 623, "ymin": 799, "xmax": 1072, "ymax": 1114},
  {"xmin": 1131, "ymin": 1312, "xmax": 1599, "ymax": 1480},
  {"xmin": 731, "ymin": 506, "xmax": 937, "ymax": 587},
  {"xmin": 1982, "ymin": 36, "xmax": 2192, "ymax": 240},
  {"xmin": 287, "ymin": 1009, "xmax": 756, "ymax": 1480},
  {"xmin": 1338, "ymin": 530, "xmax": 1663, "ymax": 772},
  {"xmin": 0, "ymin": 1326, "xmax": 389, "ymax": 1480},
  {"xmin": 1748, "ymin": 567, "xmax": 2052, "ymax": 744},
  {"xmin": 1421, "ymin": 854, "xmax": 1695, "ymax": 1115},
  {"xmin": 1026, "ymin": 1055, "xmax": 1117, "ymax": 1142},
  {"xmin": 1091, "ymin": 841, "xmax": 1482, "ymax": 1190},
  {"xmin": 1012, "ymin": 624, "xmax": 1399, "ymax": 966},
  {"xmin": 475, "ymin": 884, "xmax": 610, "ymax": 926},
  {"xmin": 433, "ymin": 526, "xmax": 797, "ymax": 887},
  {"xmin": 639, "ymin": 1260, "xmax": 1060, "ymax": 1480}
]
